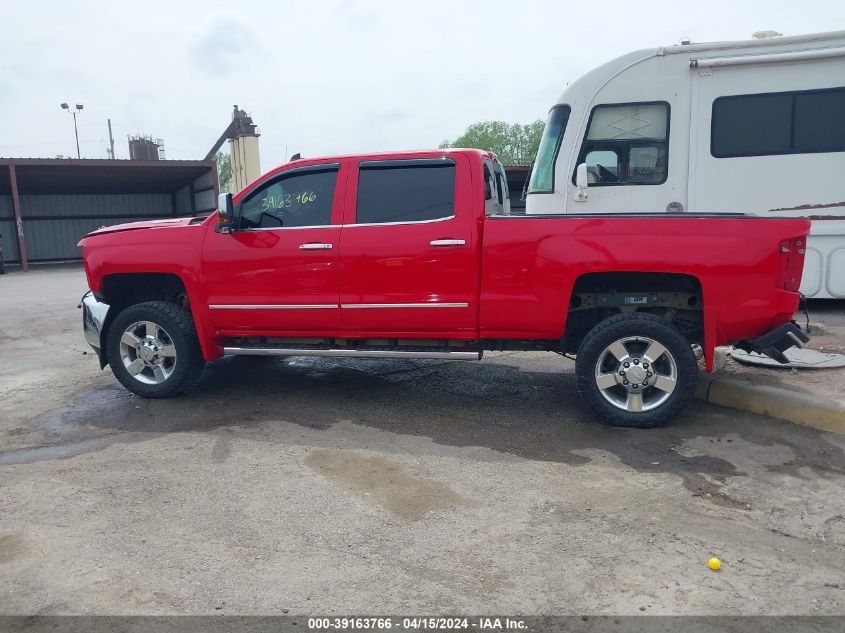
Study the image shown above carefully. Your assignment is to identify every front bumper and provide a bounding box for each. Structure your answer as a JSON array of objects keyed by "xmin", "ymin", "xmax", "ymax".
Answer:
[
  {"xmin": 80, "ymin": 291, "xmax": 110, "ymax": 368},
  {"xmin": 735, "ymin": 322, "xmax": 810, "ymax": 364}
]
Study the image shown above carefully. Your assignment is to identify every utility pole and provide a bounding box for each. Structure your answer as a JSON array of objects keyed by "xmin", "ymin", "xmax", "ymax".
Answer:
[
  {"xmin": 107, "ymin": 119, "xmax": 115, "ymax": 159},
  {"xmin": 60, "ymin": 102, "xmax": 84, "ymax": 158}
]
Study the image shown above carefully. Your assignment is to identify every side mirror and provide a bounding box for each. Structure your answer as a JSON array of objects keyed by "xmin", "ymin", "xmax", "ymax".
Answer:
[
  {"xmin": 575, "ymin": 163, "xmax": 589, "ymax": 202},
  {"xmin": 217, "ymin": 193, "xmax": 234, "ymax": 232}
]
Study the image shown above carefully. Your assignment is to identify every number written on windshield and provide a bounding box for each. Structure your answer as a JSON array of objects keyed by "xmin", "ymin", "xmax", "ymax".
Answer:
[{"xmin": 260, "ymin": 191, "xmax": 318, "ymax": 210}]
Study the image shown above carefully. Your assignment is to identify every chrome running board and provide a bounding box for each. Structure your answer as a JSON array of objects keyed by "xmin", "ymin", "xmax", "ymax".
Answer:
[{"xmin": 222, "ymin": 347, "xmax": 482, "ymax": 361}]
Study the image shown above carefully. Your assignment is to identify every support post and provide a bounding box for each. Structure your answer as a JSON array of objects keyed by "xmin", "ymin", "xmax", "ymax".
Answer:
[
  {"xmin": 72, "ymin": 112, "xmax": 81, "ymax": 159},
  {"xmin": 8, "ymin": 162, "xmax": 29, "ymax": 272},
  {"xmin": 211, "ymin": 160, "xmax": 220, "ymax": 199},
  {"xmin": 189, "ymin": 180, "xmax": 196, "ymax": 214},
  {"xmin": 107, "ymin": 119, "xmax": 115, "ymax": 160}
]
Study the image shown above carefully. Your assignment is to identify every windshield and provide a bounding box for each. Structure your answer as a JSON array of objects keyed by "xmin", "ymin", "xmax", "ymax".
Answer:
[{"xmin": 527, "ymin": 105, "xmax": 570, "ymax": 194}]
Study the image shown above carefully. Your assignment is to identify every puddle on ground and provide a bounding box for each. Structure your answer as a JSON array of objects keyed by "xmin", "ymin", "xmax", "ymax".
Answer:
[
  {"xmin": 305, "ymin": 448, "xmax": 475, "ymax": 521},
  {"xmin": 0, "ymin": 433, "xmax": 150, "ymax": 465}
]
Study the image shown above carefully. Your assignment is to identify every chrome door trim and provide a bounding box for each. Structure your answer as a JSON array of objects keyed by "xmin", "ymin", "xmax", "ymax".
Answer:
[
  {"xmin": 209, "ymin": 304, "xmax": 339, "ymax": 310},
  {"xmin": 237, "ymin": 215, "xmax": 456, "ymax": 232},
  {"xmin": 343, "ymin": 215, "xmax": 455, "ymax": 228},
  {"xmin": 429, "ymin": 239, "xmax": 466, "ymax": 247},
  {"xmin": 299, "ymin": 243, "xmax": 333, "ymax": 250},
  {"xmin": 240, "ymin": 224, "xmax": 338, "ymax": 232},
  {"xmin": 340, "ymin": 302, "xmax": 469, "ymax": 309}
]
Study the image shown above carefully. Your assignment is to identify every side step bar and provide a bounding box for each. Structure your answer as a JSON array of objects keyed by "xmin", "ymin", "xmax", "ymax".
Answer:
[{"xmin": 223, "ymin": 347, "xmax": 482, "ymax": 361}]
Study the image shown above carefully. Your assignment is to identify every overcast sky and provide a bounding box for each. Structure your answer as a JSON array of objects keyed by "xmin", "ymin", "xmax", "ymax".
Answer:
[{"xmin": 2, "ymin": 0, "xmax": 843, "ymax": 167}]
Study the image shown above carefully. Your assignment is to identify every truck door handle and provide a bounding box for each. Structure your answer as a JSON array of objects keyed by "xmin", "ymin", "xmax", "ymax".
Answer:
[
  {"xmin": 299, "ymin": 243, "xmax": 333, "ymax": 250},
  {"xmin": 430, "ymin": 239, "xmax": 466, "ymax": 247}
]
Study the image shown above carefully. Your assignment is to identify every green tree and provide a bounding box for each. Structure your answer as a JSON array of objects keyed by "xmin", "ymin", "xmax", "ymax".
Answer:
[
  {"xmin": 215, "ymin": 151, "xmax": 233, "ymax": 193},
  {"xmin": 439, "ymin": 120, "xmax": 546, "ymax": 165}
]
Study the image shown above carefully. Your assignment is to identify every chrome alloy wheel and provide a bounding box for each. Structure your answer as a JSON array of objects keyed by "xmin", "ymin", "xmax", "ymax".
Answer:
[
  {"xmin": 593, "ymin": 335, "xmax": 678, "ymax": 413},
  {"xmin": 118, "ymin": 321, "xmax": 177, "ymax": 385}
]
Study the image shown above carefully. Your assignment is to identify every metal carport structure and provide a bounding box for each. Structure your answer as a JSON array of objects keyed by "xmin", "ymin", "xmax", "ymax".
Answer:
[{"xmin": 0, "ymin": 158, "xmax": 218, "ymax": 271}]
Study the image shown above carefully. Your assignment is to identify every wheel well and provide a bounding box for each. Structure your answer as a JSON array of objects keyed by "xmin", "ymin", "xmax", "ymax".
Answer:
[
  {"xmin": 100, "ymin": 273, "xmax": 190, "ymax": 312},
  {"xmin": 93, "ymin": 274, "xmax": 192, "ymax": 370},
  {"xmin": 564, "ymin": 272, "xmax": 704, "ymax": 353}
]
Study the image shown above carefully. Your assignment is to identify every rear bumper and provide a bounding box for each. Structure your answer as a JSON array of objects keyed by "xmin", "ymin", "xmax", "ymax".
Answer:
[
  {"xmin": 80, "ymin": 291, "xmax": 110, "ymax": 368},
  {"xmin": 735, "ymin": 322, "xmax": 810, "ymax": 364}
]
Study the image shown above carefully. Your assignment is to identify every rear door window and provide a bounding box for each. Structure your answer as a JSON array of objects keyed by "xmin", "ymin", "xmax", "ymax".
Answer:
[{"xmin": 356, "ymin": 160, "xmax": 455, "ymax": 224}]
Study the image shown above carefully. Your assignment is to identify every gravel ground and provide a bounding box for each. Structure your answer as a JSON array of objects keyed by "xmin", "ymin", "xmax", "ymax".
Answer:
[{"xmin": 1, "ymin": 267, "xmax": 844, "ymax": 615}]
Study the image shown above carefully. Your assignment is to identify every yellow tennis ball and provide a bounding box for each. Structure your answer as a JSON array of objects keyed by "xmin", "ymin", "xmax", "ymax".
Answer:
[{"xmin": 708, "ymin": 557, "xmax": 721, "ymax": 571}]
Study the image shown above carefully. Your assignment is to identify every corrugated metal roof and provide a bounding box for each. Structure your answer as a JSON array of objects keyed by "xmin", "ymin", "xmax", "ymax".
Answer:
[{"xmin": 0, "ymin": 158, "xmax": 214, "ymax": 194}]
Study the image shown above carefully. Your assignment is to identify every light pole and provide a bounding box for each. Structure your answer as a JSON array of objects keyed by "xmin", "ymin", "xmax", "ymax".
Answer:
[{"xmin": 60, "ymin": 102, "xmax": 83, "ymax": 158}]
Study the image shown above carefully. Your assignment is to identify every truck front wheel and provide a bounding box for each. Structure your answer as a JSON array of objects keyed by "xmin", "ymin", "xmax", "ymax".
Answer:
[
  {"xmin": 106, "ymin": 301, "xmax": 205, "ymax": 398},
  {"xmin": 575, "ymin": 313, "xmax": 697, "ymax": 428}
]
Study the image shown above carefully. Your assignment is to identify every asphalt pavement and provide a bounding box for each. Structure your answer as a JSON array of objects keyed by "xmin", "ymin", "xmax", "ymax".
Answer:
[{"xmin": 1, "ymin": 267, "xmax": 843, "ymax": 615}]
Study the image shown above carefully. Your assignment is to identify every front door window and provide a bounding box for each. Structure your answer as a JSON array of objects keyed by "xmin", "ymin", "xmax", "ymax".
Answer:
[{"xmin": 239, "ymin": 169, "xmax": 337, "ymax": 229}]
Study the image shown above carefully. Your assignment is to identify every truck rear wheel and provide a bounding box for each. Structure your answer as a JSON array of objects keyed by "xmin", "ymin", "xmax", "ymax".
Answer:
[
  {"xmin": 106, "ymin": 301, "xmax": 205, "ymax": 398},
  {"xmin": 575, "ymin": 313, "xmax": 697, "ymax": 428}
]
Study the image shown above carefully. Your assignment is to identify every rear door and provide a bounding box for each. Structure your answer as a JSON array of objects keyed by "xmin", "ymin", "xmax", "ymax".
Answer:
[{"xmin": 338, "ymin": 155, "xmax": 478, "ymax": 334}]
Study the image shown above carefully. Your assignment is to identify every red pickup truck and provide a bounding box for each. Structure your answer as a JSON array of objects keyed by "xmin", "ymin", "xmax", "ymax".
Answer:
[{"xmin": 80, "ymin": 149, "xmax": 810, "ymax": 427}]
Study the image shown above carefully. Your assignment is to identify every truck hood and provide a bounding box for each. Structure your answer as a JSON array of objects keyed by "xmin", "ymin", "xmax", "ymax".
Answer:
[{"xmin": 84, "ymin": 217, "xmax": 201, "ymax": 238}]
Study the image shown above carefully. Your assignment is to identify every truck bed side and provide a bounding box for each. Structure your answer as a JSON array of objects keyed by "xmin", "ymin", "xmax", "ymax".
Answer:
[{"xmin": 480, "ymin": 214, "xmax": 810, "ymax": 370}]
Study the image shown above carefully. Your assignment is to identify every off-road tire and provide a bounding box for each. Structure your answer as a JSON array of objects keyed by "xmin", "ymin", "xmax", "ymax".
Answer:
[
  {"xmin": 106, "ymin": 301, "xmax": 205, "ymax": 398},
  {"xmin": 575, "ymin": 313, "xmax": 697, "ymax": 428}
]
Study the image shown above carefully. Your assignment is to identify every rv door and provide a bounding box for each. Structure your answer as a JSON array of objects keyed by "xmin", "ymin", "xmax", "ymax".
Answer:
[{"xmin": 566, "ymin": 101, "xmax": 681, "ymax": 214}]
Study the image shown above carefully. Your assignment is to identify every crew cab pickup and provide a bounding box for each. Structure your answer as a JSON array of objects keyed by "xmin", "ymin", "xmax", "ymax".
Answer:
[{"xmin": 79, "ymin": 149, "xmax": 810, "ymax": 427}]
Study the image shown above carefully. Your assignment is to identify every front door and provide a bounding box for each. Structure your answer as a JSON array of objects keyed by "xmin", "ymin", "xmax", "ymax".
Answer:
[
  {"xmin": 203, "ymin": 162, "xmax": 345, "ymax": 334},
  {"xmin": 338, "ymin": 155, "xmax": 478, "ymax": 335}
]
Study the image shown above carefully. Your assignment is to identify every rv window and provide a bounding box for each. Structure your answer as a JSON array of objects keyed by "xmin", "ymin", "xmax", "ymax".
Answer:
[
  {"xmin": 794, "ymin": 90, "xmax": 845, "ymax": 153},
  {"xmin": 711, "ymin": 87, "xmax": 845, "ymax": 157},
  {"xmin": 585, "ymin": 150, "xmax": 620, "ymax": 184},
  {"xmin": 711, "ymin": 94, "xmax": 792, "ymax": 156},
  {"xmin": 628, "ymin": 146, "xmax": 666, "ymax": 183},
  {"xmin": 574, "ymin": 102, "xmax": 669, "ymax": 187},
  {"xmin": 528, "ymin": 105, "xmax": 571, "ymax": 194}
]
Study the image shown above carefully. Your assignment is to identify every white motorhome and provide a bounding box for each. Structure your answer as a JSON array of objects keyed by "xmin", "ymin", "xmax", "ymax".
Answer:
[{"xmin": 526, "ymin": 30, "xmax": 845, "ymax": 298}]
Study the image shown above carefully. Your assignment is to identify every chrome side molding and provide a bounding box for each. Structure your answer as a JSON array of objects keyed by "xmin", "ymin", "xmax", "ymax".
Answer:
[
  {"xmin": 209, "ymin": 304, "xmax": 339, "ymax": 310},
  {"xmin": 222, "ymin": 347, "xmax": 481, "ymax": 360},
  {"xmin": 340, "ymin": 302, "xmax": 469, "ymax": 309}
]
